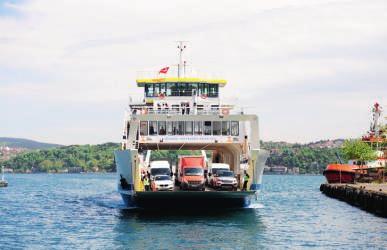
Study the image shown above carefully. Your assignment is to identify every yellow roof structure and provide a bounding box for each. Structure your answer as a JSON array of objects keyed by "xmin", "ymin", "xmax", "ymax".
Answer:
[{"xmin": 136, "ymin": 77, "xmax": 227, "ymax": 87}]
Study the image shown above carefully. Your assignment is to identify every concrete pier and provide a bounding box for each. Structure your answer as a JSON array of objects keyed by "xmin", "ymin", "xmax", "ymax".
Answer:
[{"xmin": 320, "ymin": 183, "xmax": 387, "ymax": 217}]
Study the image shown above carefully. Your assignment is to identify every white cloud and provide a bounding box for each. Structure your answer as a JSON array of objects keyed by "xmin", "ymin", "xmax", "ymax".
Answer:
[{"xmin": 0, "ymin": 0, "xmax": 386, "ymax": 144}]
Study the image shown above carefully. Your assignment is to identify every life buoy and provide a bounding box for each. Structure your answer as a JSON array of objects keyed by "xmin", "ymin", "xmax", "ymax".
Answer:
[
  {"xmin": 221, "ymin": 108, "xmax": 230, "ymax": 115},
  {"xmin": 158, "ymin": 93, "xmax": 165, "ymax": 99},
  {"xmin": 200, "ymin": 94, "xmax": 207, "ymax": 99}
]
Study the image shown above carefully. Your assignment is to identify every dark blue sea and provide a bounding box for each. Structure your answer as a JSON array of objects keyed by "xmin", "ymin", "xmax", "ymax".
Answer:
[{"xmin": 0, "ymin": 174, "xmax": 386, "ymax": 249}]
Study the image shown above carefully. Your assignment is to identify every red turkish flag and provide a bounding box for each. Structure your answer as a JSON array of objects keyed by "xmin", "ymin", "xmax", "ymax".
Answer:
[{"xmin": 159, "ymin": 66, "xmax": 169, "ymax": 74}]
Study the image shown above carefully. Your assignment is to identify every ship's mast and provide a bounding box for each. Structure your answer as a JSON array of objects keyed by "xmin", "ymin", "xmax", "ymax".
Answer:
[
  {"xmin": 177, "ymin": 41, "xmax": 187, "ymax": 78},
  {"xmin": 371, "ymin": 102, "xmax": 382, "ymax": 137}
]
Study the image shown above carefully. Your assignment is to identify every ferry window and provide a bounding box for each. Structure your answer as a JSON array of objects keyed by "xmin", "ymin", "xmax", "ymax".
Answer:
[
  {"xmin": 185, "ymin": 121, "xmax": 193, "ymax": 135},
  {"xmin": 199, "ymin": 83, "xmax": 208, "ymax": 96},
  {"xmin": 158, "ymin": 121, "xmax": 166, "ymax": 135},
  {"xmin": 140, "ymin": 121, "xmax": 148, "ymax": 136},
  {"xmin": 185, "ymin": 84, "xmax": 195, "ymax": 96},
  {"xmin": 159, "ymin": 83, "xmax": 166, "ymax": 95},
  {"xmin": 178, "ymin": 121, "xmax": 185, "ymax": 135},
  {"xmin": 191, "ymin": 83, "xmax": 198, "ymax": 96},
  {"xmin": 231, "ymin": 121, "xmax": 239, "ymax": 136},
  {"xmin": 180, "ymin": 83, "xmax": 191, "ymax": 96},
  {"xmin": 204, "ymin": 121, "xmax": 212, "ymax": 135},
  {"xmin": 169, "ymin": 83, "xmax": 178, "ymax": 96},
  {"xmin": 145, "ymin": 84, "xmax": 154, "ymax": 97},
  {"xmin": 209, "ymin": 84, "xmax": 218, "ymax": 97},
  {"xmin": 213, "ymin": 121, "xmax": 221, "ymax": 135},
  {"xmin": 222, "ymin": 121, "xmax": 230, "ymax": 136},
  {"xmin": 194, "ymin": 121, "xmax": 203, "ymax": 135},
  {"xmin": 154, "ymin": 84, "xmax": 160, "ymax": 96},
  {"xmin": 172, "ymin": 121, "xmax": 179, "ymax": 135},
  {"xmin": 178, "ymin": 83, "xmax": 186, "ymax": 96},
  {"xmin": 166, "ymin": 83, "xmax": 173, "ymax": 96},
  {"xmin": 167, "ymin": 121, "xmax": 173, "ymax": 135},
  {"xmin": 149, "ymin": 121, "xmax": 157, "ymax": 135}
]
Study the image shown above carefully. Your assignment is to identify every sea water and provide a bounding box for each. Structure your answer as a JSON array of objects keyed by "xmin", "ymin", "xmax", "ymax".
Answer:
[{"xmin": 0, "ymin": 174, "xmax": 386, "ymax": 249}]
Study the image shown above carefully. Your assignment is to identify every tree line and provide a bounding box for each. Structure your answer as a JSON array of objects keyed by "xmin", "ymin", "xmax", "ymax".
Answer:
[
  {"xmin": 1, "ymin": 140, "xmax": 378, "ymax": 174},
  {"xmin": 1, "ymin": 143, "xmax": 118, "ymax": 173}
]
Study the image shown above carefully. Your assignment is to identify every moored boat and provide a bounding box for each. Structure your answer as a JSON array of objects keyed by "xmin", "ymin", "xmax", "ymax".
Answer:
[
  {"xmin": 0, "ymin": 166, "xmax": 8, "ymax": 187},
  {"xmin": 323, "ymin": 164, "xmax": 356, "ymax": 184}
]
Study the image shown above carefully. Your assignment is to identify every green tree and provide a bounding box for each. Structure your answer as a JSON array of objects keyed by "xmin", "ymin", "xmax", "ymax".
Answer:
[{"xmin": 341, "ymin": 139, "xmax": 377, "ymax": 162}]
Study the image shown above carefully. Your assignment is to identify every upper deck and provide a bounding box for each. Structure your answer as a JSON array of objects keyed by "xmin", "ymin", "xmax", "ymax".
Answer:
[{"xmin": 123, "ymin": 42, "xmax": 259, "ymax": 151}]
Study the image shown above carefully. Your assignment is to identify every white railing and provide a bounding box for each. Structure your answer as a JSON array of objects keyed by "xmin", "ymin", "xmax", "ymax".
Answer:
[{"xmin": 128, "ymin": 104, "xmax": 244, "ymax": 116}]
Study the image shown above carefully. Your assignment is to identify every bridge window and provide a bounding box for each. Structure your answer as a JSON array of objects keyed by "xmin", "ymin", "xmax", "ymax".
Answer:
[
  {"xmin": 145, "ymin": 84, "xmax": 154, "ymax": 97},
  {"xmin": 231, "ymin": 121, "xmax": 239, "ymax": 136},
  {"xmin": 191, "ymin": 83, "xmax": 198, "ymax": 96},
  {"xmin": 158, "ymin": 121, "xmax": 166, "ymax": 135},
  {"xmin": 154, "ymin": 84, "xmax": 160, "ymax": 96},
  {"xmin": 204, "ymin": 121, "xmax": 212, "ymax": 135},
  {"xmin": 169, "ymin": 83, "xmax": 178, "ymax": 96},
  {"xmin": 146, "ymin": 83, "xmax": 219, "ymax": 97},
  {"xmin": 160, "ymin": 83, "xmax": 166, "ymax": 94},
  {"xmin": 178, "ymin": 83, "xmax": 186, "ymax": 96},
  {"xmin": 149, "ymin": 121, "xmax": 157, "ymax": 135},
  {"xmin": 185, "ymin": 121, "xmax": 193, "ymax": 135},
  {"xmin": 198, "ymin": 83, "xmax": 208, "ymax": 96},
  {"xmin": 194, "ymin": 121, "xmax": 202, "ymax": 135},
  {"xmin": 208, "ymin": 84, "xmax": 219, "ymax": 97},
  {"xmin": 140, "ymin": 121, "xmax": 148, "ymax": 136},
  {"xmin": 213, "ymin": 121, "xmax": 221, "ymax": 135},
  {"xmin": 222, "ymin": 121, "xmax": 230, "ymax": 136}
]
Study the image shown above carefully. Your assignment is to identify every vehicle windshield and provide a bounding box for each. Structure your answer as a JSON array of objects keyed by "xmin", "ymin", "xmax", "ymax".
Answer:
[
  {"xmin": 212, "ymin": 168, "xmax": 228, "ymax": 175},
  {"xmin": 151, "ymin": 168, "xmax": 171, "ymax": 176},
  {"xmin": 218, "ymin": 171, "xmax": 234, "ymax": 177},
  {"xmin": 155, "ymin": 175, "xmax": 171, "ymax": 181},
  {"xmin": 184, "ymin": 168, "xmax": 203, "ymax": 176}
]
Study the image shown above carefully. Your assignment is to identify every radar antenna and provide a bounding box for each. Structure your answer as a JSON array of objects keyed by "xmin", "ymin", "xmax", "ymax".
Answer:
[{"xmin": 177, "ymin": 41, "xmax": 188, "ymax": 78}]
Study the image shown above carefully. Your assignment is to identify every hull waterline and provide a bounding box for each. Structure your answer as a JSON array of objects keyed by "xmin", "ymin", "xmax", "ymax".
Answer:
[{"xmin": 120, "ymin": 190, "xmax": 257, "ymax": 210}]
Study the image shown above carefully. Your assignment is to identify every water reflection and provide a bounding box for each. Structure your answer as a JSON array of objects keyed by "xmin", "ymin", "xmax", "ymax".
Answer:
[{"xmin": 113, "ymin": 208, "xmax": 266, "ymax": 249}]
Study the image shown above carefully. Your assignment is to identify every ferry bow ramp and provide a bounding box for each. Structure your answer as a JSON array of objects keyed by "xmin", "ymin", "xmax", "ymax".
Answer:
[{"xmin": 114, "ymin": 42, "xmax": 269, "ymax": 210}]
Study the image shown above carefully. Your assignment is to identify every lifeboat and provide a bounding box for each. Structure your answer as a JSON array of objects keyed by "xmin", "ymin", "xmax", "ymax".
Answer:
[{"xmin": 323, "ymin": 164, "xmax": 356, "ymax": 184}]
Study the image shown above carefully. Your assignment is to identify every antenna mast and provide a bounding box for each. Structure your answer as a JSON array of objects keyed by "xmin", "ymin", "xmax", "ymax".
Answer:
[{"xmin": 177, "ymin": 41, "xmax": 187, "ymax": 78}]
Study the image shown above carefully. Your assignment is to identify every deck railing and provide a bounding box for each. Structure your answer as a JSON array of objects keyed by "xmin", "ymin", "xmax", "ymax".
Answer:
[{"xmin": 128, "ymin": 104, "xmax": 243, "ymax": 116}]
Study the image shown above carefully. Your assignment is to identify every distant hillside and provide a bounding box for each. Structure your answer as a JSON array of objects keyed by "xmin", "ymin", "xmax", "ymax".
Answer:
[
  {"xmin": 1, "ymin": 143, "xmax": 119, "ymax": 173},
  {"xmin": 1, "ymin": 138, "xmax": 346, "ymax": 174},
  {"xmin": 262, "ymin": 140, "xmax": 342, "ymax": 174},
  {"xmin": 0, "ymin": 137, "xmax": 62, "ymax": 149}
]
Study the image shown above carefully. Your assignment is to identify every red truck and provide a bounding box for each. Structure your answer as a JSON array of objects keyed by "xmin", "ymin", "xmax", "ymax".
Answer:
[{"xmin": 177, "ymin": 155, "xmax": 206, "ymax": 191}]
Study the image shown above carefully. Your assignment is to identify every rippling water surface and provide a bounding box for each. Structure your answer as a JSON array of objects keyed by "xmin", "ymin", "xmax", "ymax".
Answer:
[{"xmin": 0, "ymin": 174, "xmax": 386, "ymax": 249}]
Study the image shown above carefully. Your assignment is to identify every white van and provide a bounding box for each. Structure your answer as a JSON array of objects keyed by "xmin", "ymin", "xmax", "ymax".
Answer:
[
  {"xmin": 207, "ymin": 163, "xmax": 230, "ymax": 187},
  {"xmin": 149, "ymin": 160, "xmax": 171, "ymax": 179}
]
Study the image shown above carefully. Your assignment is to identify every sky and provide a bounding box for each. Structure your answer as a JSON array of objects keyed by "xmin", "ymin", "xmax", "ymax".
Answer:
[{"xmin": 0, "ymin": 0, "xmax": 386, "ymax": 145}]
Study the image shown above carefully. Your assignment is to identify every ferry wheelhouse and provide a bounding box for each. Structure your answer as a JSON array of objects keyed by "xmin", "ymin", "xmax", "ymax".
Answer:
[{"xmin": 115, "ymin": 43, "xmax": 268, "ymax": 209}]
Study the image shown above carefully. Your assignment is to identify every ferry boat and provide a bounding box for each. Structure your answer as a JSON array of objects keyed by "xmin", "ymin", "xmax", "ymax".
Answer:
[{"xmin": 114, "ymin": 42, "xmax": 268, "ymax": 209}]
